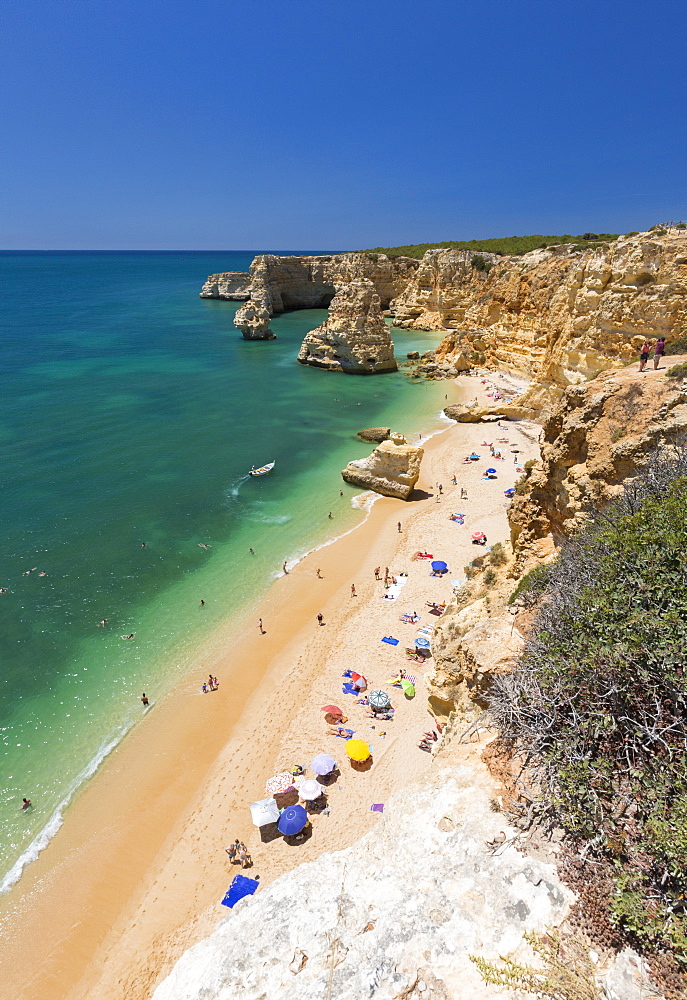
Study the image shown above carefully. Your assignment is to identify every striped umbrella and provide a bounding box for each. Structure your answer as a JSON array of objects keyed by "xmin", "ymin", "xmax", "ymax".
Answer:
[{"xmin": 368, "ymin": 689, "xmax": 391, "ymax": 709}]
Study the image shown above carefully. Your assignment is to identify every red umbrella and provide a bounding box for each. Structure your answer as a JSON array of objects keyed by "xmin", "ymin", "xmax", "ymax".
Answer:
[
  {"xmin": 321, "ymin": 705, "xmax": 343, "ymax": 715},
  {"xmin": 350, "ymin": 673, "xmax": 367, "ymax": 690},
  {"xmin": 472, "ymin": 532, "xmax": 486, "ymax": 540}
]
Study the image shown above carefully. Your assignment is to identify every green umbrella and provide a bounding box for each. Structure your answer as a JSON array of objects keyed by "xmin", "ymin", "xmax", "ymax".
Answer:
[
  {"xmin": 368, "ymin": 689, "xmax": 391, "ymax": 709},
  {"xmin": 400, "ymin": 679, "xmax": 415, "ymax": 698}
]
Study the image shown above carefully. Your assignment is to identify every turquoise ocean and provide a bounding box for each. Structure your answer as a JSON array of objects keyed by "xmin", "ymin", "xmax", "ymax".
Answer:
[{"xmin": 0, "ymin": 251, "xmax": 448, "ymax": 891}]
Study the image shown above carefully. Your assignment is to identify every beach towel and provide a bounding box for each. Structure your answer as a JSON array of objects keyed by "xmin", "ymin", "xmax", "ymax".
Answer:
[
  {"xmin": 221, "ymin": 875, "xmax": 260, "ymax": 908},
  {"xmin": 342, "ymin": 670, "xmax": 352, "ymax": 678},
  {"xmin": 332, "ymin": 728, "xmax": 354, "ymax": 738},
  {"xmin": 382, "ymin": 636, "xmax": 399, "ymax": 645},
  {"xmin": 342, "ymin": 682, "xmax": 358, "ymax": 695},
  {"xmin": 370, "ymin": 803, "xmax": 384, "ymax": 813}
]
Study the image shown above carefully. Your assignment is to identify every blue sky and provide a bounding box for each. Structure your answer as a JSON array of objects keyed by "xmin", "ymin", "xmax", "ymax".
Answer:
[{"xmin": 1, "ymin": 0, "xmax": 685, "ymax": 248}]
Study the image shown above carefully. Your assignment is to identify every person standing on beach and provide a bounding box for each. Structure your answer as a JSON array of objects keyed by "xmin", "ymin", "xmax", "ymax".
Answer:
[
  {"xmin": 351, "ymin": 584, "xmax": 356, "ymax": 597},
  {"xmin": 282, "ymin": 561, "xmax": 288, "ymax": 574},
  {"xmin": 374, "ymin": 566, "xmax": 380, "ymax": 580},
  {"xmin": 317, "ymin": 613, "xmax": 324, "ymax": 626},
  {"xmin": 225, "ymin": 842, "xmax": 238, "ymax": 864},
  {"xmin": 258, "ymin": 618, "xmax": 264, "ymax": 633},
  {"xmin": 654, "ymin": 337, "xmax": 666, "ymax": 369},
  {"xmin": 316, "ymin": 568, "xmax": 322, "ymax": 578},
  {"xmin": 397, "ymin": 522, "xmax": 402, "ymax": 532}
]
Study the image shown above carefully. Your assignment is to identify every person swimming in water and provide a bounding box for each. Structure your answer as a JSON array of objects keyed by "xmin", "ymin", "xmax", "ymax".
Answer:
[{"xmin": 120, "ymin": 633, "xmax": 135, "ymax": 640}]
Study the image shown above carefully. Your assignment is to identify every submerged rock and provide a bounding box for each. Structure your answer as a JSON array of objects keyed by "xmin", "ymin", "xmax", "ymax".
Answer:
[
  {"xmin": 357, "ymin": 426, "xmax": 391, "ymax": 443},
  {"xmin": 297, "ymin": 279, "xmax": 397, "ymax": 374},
  {"xmin": 342, "ymin": 434, "xmax": 423, "ymax": 499}
]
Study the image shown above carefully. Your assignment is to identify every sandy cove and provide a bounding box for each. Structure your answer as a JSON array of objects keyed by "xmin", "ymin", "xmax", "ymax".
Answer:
[{"xmin": 0, "ymin": 374, "xmax": 540, "ymax": 1000}]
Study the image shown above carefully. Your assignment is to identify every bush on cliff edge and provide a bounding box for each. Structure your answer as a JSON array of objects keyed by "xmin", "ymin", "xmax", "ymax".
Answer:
[{"xmin": 488, "ymin": 450, "xmax": 687, "ymax": 964}]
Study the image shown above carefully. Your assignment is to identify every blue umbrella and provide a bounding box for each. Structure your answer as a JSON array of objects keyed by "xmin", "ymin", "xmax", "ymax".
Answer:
[
  {"xmin": 486, "ymin": 468, "xmax": 497, "ymax": 475},
  {"xmin": 415, "ymin": 636, "xmax": 431, "ymax": 648},
  {"xmin": 431, "ymin": 560, "xmax": 448, "ymax": 573},
  {"xmin": 504, "ymin": 488, "xmax": 515, "ymax": 496},
  {"xmin": 277, "ymin": 804, "xmax": 308, "ymax": 836}
]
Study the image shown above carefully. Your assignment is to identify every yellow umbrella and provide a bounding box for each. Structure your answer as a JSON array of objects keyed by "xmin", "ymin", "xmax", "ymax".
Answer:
[{"xmin": 345, "ymin": 739, "xmax": 371, "ymax": 762}]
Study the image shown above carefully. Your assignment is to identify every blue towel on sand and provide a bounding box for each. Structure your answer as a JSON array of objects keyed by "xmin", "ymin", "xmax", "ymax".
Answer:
[
  {"xmin": 382, "ymin": 636, "xmax": 399, "ymax": 645},
  {"xmin": 342, "ymin": 682, "xmax": 358, "ymax": 695},
  {"xmin": 221, "ymin": 875, "xmax": 259, "ymax": 908}
]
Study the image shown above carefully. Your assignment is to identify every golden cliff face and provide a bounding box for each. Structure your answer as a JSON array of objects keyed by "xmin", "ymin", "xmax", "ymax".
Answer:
[
  {"xmin": 393, "ymin": 230, "xmax": 687, "ymax": 386},
  {"xmin": 508, "ymin": 357, "xmax": 687, "ymax": 570}
]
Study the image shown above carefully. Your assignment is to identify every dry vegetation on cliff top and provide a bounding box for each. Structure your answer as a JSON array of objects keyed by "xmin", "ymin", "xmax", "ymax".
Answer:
[{"xmin": 487, "ymin": 451, "xmax": 687, "ymax": 992}]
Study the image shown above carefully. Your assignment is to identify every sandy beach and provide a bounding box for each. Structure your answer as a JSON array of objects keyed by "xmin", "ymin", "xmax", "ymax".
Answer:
[{"xmin": 0, "ymin": 373, "xmax": 540, "ymax": 1000}]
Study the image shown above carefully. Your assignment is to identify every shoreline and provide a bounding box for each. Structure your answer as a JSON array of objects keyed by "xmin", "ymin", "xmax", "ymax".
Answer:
[{"xmin": 0, "ymin": 373, "xmax": 539, "ymax": 1000}]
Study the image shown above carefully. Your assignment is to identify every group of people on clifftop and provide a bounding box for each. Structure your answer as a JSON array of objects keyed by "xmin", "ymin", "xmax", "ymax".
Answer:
[{"xmin": 639, "ymin": 337, "xmax": 667, "ymax": 372}]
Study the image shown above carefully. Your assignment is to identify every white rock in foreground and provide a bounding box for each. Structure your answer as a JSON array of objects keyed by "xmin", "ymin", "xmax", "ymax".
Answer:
[{"xmin": 153, "ymin": 765, "xmax": 573, "ymax": 1000}]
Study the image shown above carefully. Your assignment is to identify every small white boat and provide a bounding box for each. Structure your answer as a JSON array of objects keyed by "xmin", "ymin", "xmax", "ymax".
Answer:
[{"xmin": 249, "ymin": 461, "xmax": 275, "ymax": 477}]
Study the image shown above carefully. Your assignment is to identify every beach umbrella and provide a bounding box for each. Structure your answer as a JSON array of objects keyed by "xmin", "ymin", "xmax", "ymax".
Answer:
[
  {"xmin": 431, "ymin": 560, "xmax": 448, "ymax": 573},
  {"xmin": 368, "ymin": 689, "xmax": 391, "ymax": 709},
  {"xmin": 277, "ymin": 804, "xmax": 308, "ymax": 836},
  {"xmin": 486, "ymin": 468, "xmax": 497, "ymax": 475},
  {"xmin": 415, "ymin": 636, "xmax": 430, "ymax": 648},
  {"xmin": 298, "ymin": 779, "xmax": 323, "ymax": 801},
  {"xmin": 249, "ymin": 797, "xmax": 280, "ymax": 827},
  {"xmin": 350, "ymin": 672, "xmax": 367, "ymax": 690},
  {"xmin": 472, "ymin": 532, "xmax": 486, "ymax": 541},
  {"xmin": 400, "ymin": 679, "xmax": 416, "ymax": 698},
  {"xmin": 345, "ymin": 739, "xmax": 371, "ymax": 762},
  {"xmin": 265, "ymin": 771, "xmax": 295, "ymax": 795},
  {"xmin": 504, "ymin": 488, "xmax": 515, "ymax": 496},
  {"xmin": 320, "ymin": 705, "xmax": 342, "ymax": 715},
  {"xmin": 311, "ymin": 753, "xmax": 337, "ymax": 775}
]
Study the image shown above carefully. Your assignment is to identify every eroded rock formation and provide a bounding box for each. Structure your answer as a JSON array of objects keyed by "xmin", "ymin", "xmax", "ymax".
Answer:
[
  {"xmin": 357, "ymin": 426, "xmax": 391, "ymax": 442},
  {"xmin": 427, "ymin": 610, "xmax": 525, "ymax": 719},
  {"xmin": 297, "ymin": 279, "xmax": 397, "ymax": 373},
  {"xmin": 396, "ymin": 231, "xmax": 687, "ymax": 388},
  {"xmin": 342, "ymin": 434, "xmax": 422, "ymax": 498},
  {"xmin": 199, "ymin": 272, "xmax": 252, "ymax": 300},
  {"xmin": 231, "ymin": 253, "xmax": 418, "ymax": 340},
  {"xmin": 508, "ymin": 357, "xmax": 687, "ymax": 567}
]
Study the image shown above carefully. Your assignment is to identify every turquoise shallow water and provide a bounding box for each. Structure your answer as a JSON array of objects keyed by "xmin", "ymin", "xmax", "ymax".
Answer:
[{"xmin": 0, "ymin": 251, "xmax": 447, "ymax": 889}]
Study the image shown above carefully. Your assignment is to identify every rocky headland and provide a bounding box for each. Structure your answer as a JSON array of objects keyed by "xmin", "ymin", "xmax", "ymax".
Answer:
[
  {"xmin": 297, "ymin": 278, "xmax": 397, "ymax": 373},
  {"xmin": 202, "ymin": 229, "xmax": 686, "ymax": 401}
]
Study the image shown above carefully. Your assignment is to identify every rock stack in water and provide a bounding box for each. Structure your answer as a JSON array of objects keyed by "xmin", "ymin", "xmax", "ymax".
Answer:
[
  {"xmin": 297, "ymin": 279, "xmax": 397, "ymax": 374},
  {"xmin": 342, "ymin": 433, "xmax": 423, "ymax": 500},
  {"xmin": 233, "ymin": 281, "xmax": 276, "ymax": 339}
]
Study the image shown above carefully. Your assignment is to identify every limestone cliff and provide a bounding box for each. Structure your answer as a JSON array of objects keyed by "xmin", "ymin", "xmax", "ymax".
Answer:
[
  {"xmin": 394, "ymin": 230, "xmax": 687, "ymax": 388},
  {"xmin": 297, "ymin": 279, "xmax": 397, "ymax": 374},
  {"xmin": 199, "ymin": 272, "xmax": 252, "ymax": 300},
  {"xmin": 508, "ymin": 355, "xmax": 687, "ymax": 568},
  {"xmin": 232, "ymin": 252, "xmax": 418, "ymax": 339},
  {"xmin": 342, "ymin": 434, "xmax": 422, "ymax": 499}
]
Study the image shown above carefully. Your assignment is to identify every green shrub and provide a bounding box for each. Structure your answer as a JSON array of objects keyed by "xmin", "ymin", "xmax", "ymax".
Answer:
[
  {"xmin": 490, "ymin": 452, "xmax": 687, "ymax": 964},
  {"xmin": 666, "ymin": 362, "xmax": 687, "ymax": 379},
  {"xmin": 507, "ymin": 563, "xmax": 551, "ymax": 605},
  {"xmin": 361, "ymin": 232, "xmax": 623, "ymax": 259},
  {"xmin": 666, "ymin": 337, "xmax": 687, "ymax": 356},
  {"xmin": 483, "ymin": 568, "xmax": 497, "ymax": 586},
  {"xmin": 471, "ymin": 254, "xmax": 491, "ymax": 273},
  {"xmin": 489, "ymin": 542, "xmax": 508, "ymax": 566}
]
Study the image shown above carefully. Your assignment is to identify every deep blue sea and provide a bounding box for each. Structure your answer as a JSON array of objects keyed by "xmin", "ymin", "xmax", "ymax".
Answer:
[{"xmin": 0, "ymin": 250, "xmax": 447, "ymax": 890}]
